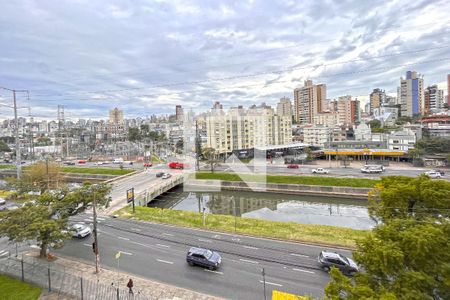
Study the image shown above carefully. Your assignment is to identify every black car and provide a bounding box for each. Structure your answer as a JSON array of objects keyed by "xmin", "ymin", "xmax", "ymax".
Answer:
[
  {"xmin": 156, "ymin": 172, "xmax": 165, "ymax": 178},
  {"xmin": 186, "ymin": 247, "xmax": 222, "ymax": 270},
  {"xmin": 318, "ymin": 250, "xmax": 359, "ymax": 275}
]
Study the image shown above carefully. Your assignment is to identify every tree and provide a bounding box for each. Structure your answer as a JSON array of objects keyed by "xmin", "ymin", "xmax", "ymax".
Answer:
[
  {"xmin": 416, "ymin": 137, "xmax": 450, "ymax": 154},
  {"xmin": 202, "ymin": 147, "xmax": 219, "ymax": 172},
  {"xmin": 0, "ymin": 140, "xmax": 11, "ymax": 152},
  {"xmin": 128, "ymin": 127, "xmax": 141, "ymax": 142},
  {"xmin": 368, "ymin": 119, "xmax": 381, "ymax": 130},
  {"xmin": 326, "ymin": 177, "xmax": 450, "ymax": 299},
  {"xmin": 175, "ymin": 139, "xmax": 184, "ymax": 154},
  {"xmin": 395, "ymin": 116, "xmax": 413, "ymax": 125}
]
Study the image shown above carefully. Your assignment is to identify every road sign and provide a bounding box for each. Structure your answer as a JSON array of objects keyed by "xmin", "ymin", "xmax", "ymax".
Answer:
[
  {"xmin": 115, "ymin": 251, "xmax": 121, "ymax": 259},
  {"xmin": 126, "ymin": 188, "xmax": 134, "ymax": 203}
]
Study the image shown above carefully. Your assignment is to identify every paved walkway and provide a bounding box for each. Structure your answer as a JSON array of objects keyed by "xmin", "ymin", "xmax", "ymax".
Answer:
[{"xmin": 42, "ymin": 253, "xmax": 222, "ymax": 300}]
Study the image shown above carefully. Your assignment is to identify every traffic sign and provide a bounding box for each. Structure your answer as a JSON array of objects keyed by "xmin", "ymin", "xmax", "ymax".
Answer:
[{"xmin": 126, "ymin": 188, "xmax": 134, "ymax": 203}]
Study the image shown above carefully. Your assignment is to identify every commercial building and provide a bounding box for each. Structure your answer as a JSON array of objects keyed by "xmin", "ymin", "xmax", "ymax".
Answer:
[
  {"xmin": 108, "ymin": 108, "xmax": 124, "ymax": 124},
  {"xmin": 424, "ymin": 85, "xmax": 444, "ymax": 115},
  {"xmin": 293, "ymin": 80, "xmax": 326, "ymax": 124},
  {"xmin": 421, "ymin": 112, "xmax": 450, "ymax": 138},
  {"xmin": 387, "ymin": 129, "xmax": 416, "ymax": 151},
  {"xmin": 206, "ymin": 106, "xmax": 292, "ymax": 154},
  {"xmin": 175, "ymin": 105, "xmax": 184, "ymax": 123},
  {"xmin": 302, "ymin": 125, "xmax": 332, "ymax": 147},
  {"xmin": 372, "ymin": 106, "xmax": 399, "ymax": 126},
  {"xmin": 276, "ymin": 97, "xmax": 292, "ymax": 117},
  {"xmin": 398, "ymin": 71, "xmax": 424, "ymax": 117},
  {"xmin": 369, "ymin": 89, "xmax": 385, "ymax": 115}
]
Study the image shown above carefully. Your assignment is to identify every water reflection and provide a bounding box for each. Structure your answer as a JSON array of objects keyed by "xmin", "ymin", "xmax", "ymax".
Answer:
[{"xmin": 149, "ymin": 187, "xmax": 376, "ymax": 230}]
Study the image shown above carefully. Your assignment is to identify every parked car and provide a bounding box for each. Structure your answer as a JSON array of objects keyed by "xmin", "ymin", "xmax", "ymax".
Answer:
[
  {"xmin": 287, "ymin": 164, "xmax": 299, "ymax": 169},
  {"xmin": 424, "ymin": 170, "xmax": 442, "ymax": 179},
  {"xmin": 318, "ymin": 250, "xmax": 359, "ymax": 275},
  {"xmin": 143, "ymin": 162, "xmax": 153, "ymax": 168},
  {"xmin": 156, "ymin": 172, "xmax": 165, "ymax": 178},
  {"xmin": 63, "ymin": 161, "xmax": 76, "ymax": 166},
  {"xmin": 0, "ymin": 198, "xmax": 6, "ymax": 205},
  {"xmin": 162, "ymin": 173, "xmax": 172, "ymax": 179},
  {"xmin": 186, "ymin": 247, "xmax": 222, "ymax": 270},
  {"xmin": 312, "ymin": 168, "xmax": 329, "ymax": 174},
  {"xmin": 71, "ymin": 223, "xmax": 91, "ymax": 238}
]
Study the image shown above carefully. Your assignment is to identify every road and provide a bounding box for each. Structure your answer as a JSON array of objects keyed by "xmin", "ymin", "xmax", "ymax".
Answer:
[{"xmin": 55, "ymin": 214, "xmax": 344, "ymax": 299}]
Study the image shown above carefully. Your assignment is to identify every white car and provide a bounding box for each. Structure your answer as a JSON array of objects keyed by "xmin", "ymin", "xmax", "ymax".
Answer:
[
  {"xmin": 0, "ymin": 198, "xmax": 5, "ymax": 205},
  {"xmin": 424, "ymin": 171, "xmax": 442, "ymax": 179},
  {"xmin": 113, "ymin": 158, "xmax": 124, "ymax": 164},
  {"xmin": 94, "ymin": 161, "xmax": 105, "ymax": 166},
  {"xmin": 72, "ymin": 223, "xmax": 92, "ymax": 238},
  {"xmin": 312, "ymin": 168, "xmax": 329, "ymax": 174},
  {"xmin": 162, "ymin": 173, "xmax": 172, "ymax": 179}
]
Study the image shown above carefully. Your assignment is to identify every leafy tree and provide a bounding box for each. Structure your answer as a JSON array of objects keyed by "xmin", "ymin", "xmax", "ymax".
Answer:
[
  {"xmin": 395, "ymin": 116, "xmax": 413, "ymax": 125},
  {"xmin": 368, "ymin": 119, "xmax": 381, "ymax": 130},
  {"xmin": 326, "ymin": 177, "xmax": 450, "ymax": 299},
  {"xmin": 175, "ymin": 139, "xmax": 184, "ymax": 154},
  {"xmin": 128, "ymin": 127, "xmax": 141, "ymax": 142},
  {"xmin": 202, "ymin": 147, "xmax": 219, "ymax": 172},
  {"xmin": 415, "ymin": 137, "xmax": 450, "ymax": 154},
  {"xmin": 0, "ymin": 140, "xmax": 11, "ymax": 152}
]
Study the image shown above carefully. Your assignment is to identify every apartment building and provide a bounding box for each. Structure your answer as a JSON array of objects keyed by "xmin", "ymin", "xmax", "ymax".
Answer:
[
  {"xmin": 369, "ymin": 89, "xmax": 386, "ymax": 115},
  {"xmin": 276, "ymin": 97, "xmax": 292, "ymax": 117},
  {"xmin": 398, "ymin": 71, "xmax": 425, "ymax": 117},
  {"xmin": 424, "ymin": 85, "xmax": 444, "ymax": 115},
  {"xmin": 302, "ymin": 125, "xmax": 331, "ymax": 147},
  {"xmin": 206, "ymin": 106, "xmax": 292, "ymax": 154},
  {"xmin": 293, "ymin": 80, "xmax": 326, "ymax": 124}
]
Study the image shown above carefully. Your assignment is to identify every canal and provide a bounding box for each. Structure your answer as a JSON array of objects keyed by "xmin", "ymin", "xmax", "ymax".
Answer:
[{"xmin": 149, "ymin": 187, "xmax": 376, "ymax": 230}]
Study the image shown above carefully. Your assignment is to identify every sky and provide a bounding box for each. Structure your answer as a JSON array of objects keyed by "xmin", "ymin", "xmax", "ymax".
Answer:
[{"xmin": 0, "ymin": 0, "xmax": 449, "ymax": 121}]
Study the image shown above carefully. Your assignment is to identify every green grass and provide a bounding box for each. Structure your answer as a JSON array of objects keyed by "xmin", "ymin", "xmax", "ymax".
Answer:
[
  {"xmin": 61, "ymin": 167, "xmax": 135, "ymax": 176},
  {"xmin": 0, "ymin": 164, "xmax": 15, "ymax": 169},
  {"xmin": 117, "ymin": 206, "xmax": 368, "ymax": 248},
  {"xmin": 0, "ymin": 275, "xmax": 42, "ymax": 300},
  {"xmin": 195, "ymin": 172, "xmax": 378, "ymax": 188}
]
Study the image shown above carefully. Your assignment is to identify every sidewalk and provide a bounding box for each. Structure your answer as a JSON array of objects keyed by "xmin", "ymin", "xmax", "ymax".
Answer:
[{"xmin": 29, "ymin": 252, "xmax": 222, "ymax": 300}]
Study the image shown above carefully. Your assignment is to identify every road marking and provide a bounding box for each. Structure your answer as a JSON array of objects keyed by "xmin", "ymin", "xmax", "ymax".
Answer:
[
  {"xmin": 0, "ymin": 250, "xmax": 8, "ymax": 256},
  {"xmin": 156, "ymin": 259, "xmax": 174, "ymax": 264},
  {"xmin": 156, "ymin": 244, "xmax": 170, "ymax": 248},
  {"xmin": 133, "ymin": 228, "xmax": 142, "ymax": 232},
  {"xmin": 83, "ymin": 243, "xmax": 91, "ymax": 247},
  {"xmin": 161, "ymin": 233, "xmax": 173, "ymax": 236},
  {"xmin": 212, "ymin": 234, "xmax": 221, "ymax": 239},
  {"xmin": 290, "ymin": 253, "xmax": 309, "ymax": 258},
  {"xmin": 242, "ymin": 245, "xmax": 258, "ymax": 250},
  {"xmin": 97, "ymin": 217, "xmax": 106, "ymax": 221},
  {"xmin": 232, "ymin": 237, "xmax": 241, "ymax": 242},
  {"xmin": 131, "ymin": 241, "xmax": 151, "ymax": 248},
  {"xmin": 204, "ymin": 269, "xmax": 223, "ymax": 275},
  {"xmin": 259, "ymin": 280, "xmax": 283, "ymax": 287},
  {"xmin": 239, "ymin": 259, "xmax": 259, "ymax": 264},
  {"xmin": 83, "ymin": 219, "xmax": 91, "ymax": 222},
  {"xmin": 30, "ymin": 245, "xmax": 40, "ymax": 249},
  {"xmin": 119, "ymin": 251, "xmax": 133, "ymax": 255},
  {"xmin": 293, "ymin": 268, "xmax": 315, "ymax": 274},
  {"xmin": 198, "ymin": 238, "xmax": 212, "ymax": 243},
  {"xmin": 118, "ymin": 236, "xmax": 130, "ymax": 241}
]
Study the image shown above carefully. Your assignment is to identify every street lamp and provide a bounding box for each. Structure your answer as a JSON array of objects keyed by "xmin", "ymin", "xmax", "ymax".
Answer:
[{"xmin": 261, "ymin": 268, "xmax": 267, "ymax": 300}]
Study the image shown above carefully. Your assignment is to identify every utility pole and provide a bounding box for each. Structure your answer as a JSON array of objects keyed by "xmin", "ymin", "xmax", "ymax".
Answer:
[
  {"xmin": 46, "ymin": 157, "xmax": 49, "ymax": 190},
  {"xmin": 92, "ymin": 188, "xmax": 100, "ymax": 274},
  {"xmin": 13, "ymin": 90, "xmax": 21, "ymax": 179},
  {"xmin": 195, "ymin": 120, "xmax": 200, "ymax": 171}
]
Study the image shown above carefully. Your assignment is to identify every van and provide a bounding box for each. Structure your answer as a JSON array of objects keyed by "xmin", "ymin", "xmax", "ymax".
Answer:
[{"xmin": 113, "ymin": 158, "xmax": 124, "ymax": 164}]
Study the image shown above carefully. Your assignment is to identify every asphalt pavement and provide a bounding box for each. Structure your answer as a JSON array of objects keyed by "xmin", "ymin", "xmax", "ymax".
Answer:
[{"xmin": 56, "ymin": 214, "xmax": 345, "ymax": 299}]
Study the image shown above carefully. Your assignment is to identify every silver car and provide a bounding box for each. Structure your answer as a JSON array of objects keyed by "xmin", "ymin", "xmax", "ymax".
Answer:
[{"xmin": 72, "ymin": 223, "xmax": 92, "ymax": 238}]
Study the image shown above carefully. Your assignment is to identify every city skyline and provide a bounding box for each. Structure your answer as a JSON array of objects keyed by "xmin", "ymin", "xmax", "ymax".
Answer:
[{"xmin": 0, "ymin": 0, "xmax": 449, "ymax": 121}]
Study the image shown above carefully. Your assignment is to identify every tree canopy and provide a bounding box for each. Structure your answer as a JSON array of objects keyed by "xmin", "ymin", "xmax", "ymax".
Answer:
[
  {"xmin": 326, "ymin": 176, "xmax": 450, "ymax": 299},
  {"xmin": 415, "ymin": 137, "xmax": 450, "ymax": 154}
]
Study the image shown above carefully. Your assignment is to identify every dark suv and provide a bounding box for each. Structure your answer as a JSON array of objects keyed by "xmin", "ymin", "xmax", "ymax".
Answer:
[
  {"xmin": 186, "ymin": 247, "xmax": 222, "ymax": 270},
  {"xmin": 318, "ymin": 250, "xmax": 359, "ymax": 275}
]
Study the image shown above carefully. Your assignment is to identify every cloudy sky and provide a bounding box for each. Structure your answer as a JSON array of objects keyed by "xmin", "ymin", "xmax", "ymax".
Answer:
[{"xmin": 0, "ymin": 0, "xmax": 449, "ymax": 121}]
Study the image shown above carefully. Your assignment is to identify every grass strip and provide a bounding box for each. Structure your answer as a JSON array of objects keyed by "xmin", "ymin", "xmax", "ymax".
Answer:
[
  {"xmin": 195, "ymin": 172, "xmax": 378, "ymax": 188},
  {"xmin": 0, "ymin": 164, "xmax": 15, "ymax": 169},
  {"xmin": 61, "ymin": 167, "xmax": 135, "ymax": 176},
  {"xmin": 0, "ymin": 275, "xmax": 42, "ymax": 300},
  {"xmin": 117, "ymin": 206, "xmax": 368, "ymax": 248}
]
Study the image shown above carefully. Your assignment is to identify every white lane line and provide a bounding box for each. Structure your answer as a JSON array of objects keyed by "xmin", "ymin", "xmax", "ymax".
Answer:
[
  {"xmin": 239, "ymin": 259, "xmax": 259, "ymax": 264},
  {"xmin": 83, "ymin": 243, "xmax": 91, "ymax": 247},
  {"xmin": 242, "ymin": 245, "xmax": 259, "ymax": 250},
  {"xmin": 290, "ymin": 253, "xmax": 309, "ymax": 258},
  {"xmin": 204, "ymin": 269, "xmax": 223, "ymax": 275},
  {"xmin": 198, "ymin": 238, "xmax": 212, "ymax": 243},
  {"xmin": 119, "ymin": 251, "xmax": 133, "ymax": 256},
  {"xmin": 259, "ymin": 280, "xmax": 283, "ymax": 287},
  {"xmin": 293, "ymin": 268, "xmax": 315, "ymax": 274},
  {"xmin": 118, "ymin": 236, "xmax": 130, "ymax": 241},
  {"xmin": 156, "ymin": 244, "xmax": 170, "ymax": 248},
  {"xmin": 161, "ymin": 233, "xmax": 173, "ymax": 236},
  {"xmin": 30, "ymin": 245, "xmax": 40, "ymax": 249},
  {"xmin": 97, "ymin": 217, "xmax": 106, "ymax": 221},
  {"xmin": 83, "ymin": 219, "xmax": 91, "ymax": 222},
  {"xmin": 156, "ymin": 259, "xmax": 174, "ymax": 264},
  {"xmin": 131, "ymin": 241, "xmax": 151, "ymax": 248},
  {"xmin": 133, "ymin": 228, "xmax": 142, "ymax": 232},
  {"xmin": 0, "ymin": 250, "xmax": 7, "ymax": 256}
]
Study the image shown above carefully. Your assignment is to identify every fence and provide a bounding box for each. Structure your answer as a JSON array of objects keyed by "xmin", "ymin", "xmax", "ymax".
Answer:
[{"xmin": 0, "ymin": 254, "xmax": 151, "ymax": 300}]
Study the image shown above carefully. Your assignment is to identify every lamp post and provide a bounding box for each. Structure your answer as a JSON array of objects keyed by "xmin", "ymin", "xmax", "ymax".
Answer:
[{"xmin": 261, "ymin": 268, "xmax": 267, "ymax": 300}]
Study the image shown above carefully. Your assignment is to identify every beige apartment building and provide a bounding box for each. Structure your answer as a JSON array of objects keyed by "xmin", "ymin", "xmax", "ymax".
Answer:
[
  {"xmin": 109, "ymin": 108, "xmax": 124, "ymax": 124},
  {"xmin": 276, "ymin": 97, "xmax": 292, "ymax": 117},
  {"xmin": 206, "ymin": 106, "xmax": 292, "ymax": 154},
  {"xmin": 293, "ymin": 80, "xmax": 326, "ymax": 124}
]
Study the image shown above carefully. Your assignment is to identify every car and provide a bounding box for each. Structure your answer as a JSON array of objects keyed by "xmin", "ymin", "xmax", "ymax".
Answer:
[
  {"xmin": 318, "ymin": 250, "xmax": 359, "ymax": 275},
  {"xmin": 186, "ymin": 247, "xmax": 222, "ymax": 270},
  {"xmin": 361, "ymin": 165, "xmax": 383, "ymax": 173},
  {"xmin": 168, "ymin": 162, "xmax": 185, "ymax": 169},
  {"xmin": 63, "ymin": 161, "xmax": 76, "ymax": 166},
  {"xmin": 94, "ymin": 161, "xmax": 105, "ymax": 166},
  {"xmin": 162, "ymin": 173, "xmax": 172, "ymax": 179},
  {"xmin": 156, "ymin": 172, "xmax": 165, "ymax": 178},
  {"xmin": 71, "ymin": 223, "xmax": 92, "ymax": 238},
  {"xmin": 113, "ymin": 158, "xmax": 124, "ymax": 164},
  {"xmin": 78, "ymin": 160, "xmax": 87, "ymax": 164},
  {"xmin": 143, "ymin": 162, "xmax": 153, "ymax": 168},
  {"xmin": 312, "ymin": 168, "xmax": 329, "ymax": 174},
  {"xmin": 0, "ymin": 198, "xmax": 5, "ymax": 205},
  {"xmin": 287, "ymin": 164, "xmax": 299, "ymax": 169},
  {"xmin": 424, "ymin": 170, "xmax": 442, "ymax": 179}
]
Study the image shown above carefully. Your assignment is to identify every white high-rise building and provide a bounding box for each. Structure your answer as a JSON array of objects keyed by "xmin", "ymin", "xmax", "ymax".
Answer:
[
  {"xmin": 276, "ymin": 97, "xmax": 292, "ymax": 117},
  {"xmin": 397, "ymin": 71, "xmax": 424, "ymax": 117},
  {"xmin": 424, "ymin": 85, "xmax": 444, "ymax": 114}
]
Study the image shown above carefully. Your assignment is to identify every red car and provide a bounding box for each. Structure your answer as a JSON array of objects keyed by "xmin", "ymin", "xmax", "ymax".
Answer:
[
  {"xmin": 168, "ymin": 162, "xmax": 185, "ymax": 169},
  {"xmin": 287, "ymin": 164, "xmax": 299, "ymax": 169},
  {"xmin": 143, "ymin": 162, "xmax": 153, "ymax": 168},
  {"xmin": 78, "ymin": 160, "xmax": 87, "ymax": 164}
]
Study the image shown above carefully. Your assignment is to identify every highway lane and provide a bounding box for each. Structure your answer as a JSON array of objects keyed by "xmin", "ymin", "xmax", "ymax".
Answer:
[{"xmin": 58, "ymin": 214, "xmax": 350, "ymax": 299}]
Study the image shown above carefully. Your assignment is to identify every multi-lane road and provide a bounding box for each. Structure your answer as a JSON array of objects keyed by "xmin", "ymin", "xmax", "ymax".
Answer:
[{"xmin": 56, "ymin": 214, "xmax": 345, "ymax": 299}]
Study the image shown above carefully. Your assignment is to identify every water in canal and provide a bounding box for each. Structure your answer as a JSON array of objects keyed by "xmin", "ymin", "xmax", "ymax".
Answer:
[{"xmin": 149, "ymin": 187, "xmax": 376, "ymax": 230}]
